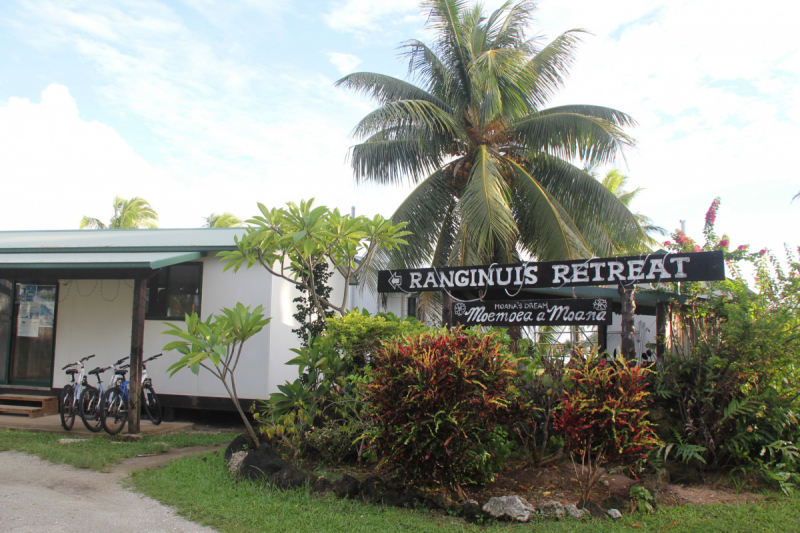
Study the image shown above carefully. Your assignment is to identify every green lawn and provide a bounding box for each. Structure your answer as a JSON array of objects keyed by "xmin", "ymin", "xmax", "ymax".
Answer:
[
  {"xmin": 0, "ymin": 429, "xmax": 234, "ymax": 470},
  {"xmin": 130, "ymin": 451, "xmax": 800, "ymax": 533}
]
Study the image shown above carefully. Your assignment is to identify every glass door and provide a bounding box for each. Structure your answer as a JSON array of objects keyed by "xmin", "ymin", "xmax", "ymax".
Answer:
[
  {"xmin": 0, "ymin": 280, "xmax": 12, "ymax": 383},
  {"xmin": 5, "ymin": 282, "xmax": 58, "ymax": 386}
]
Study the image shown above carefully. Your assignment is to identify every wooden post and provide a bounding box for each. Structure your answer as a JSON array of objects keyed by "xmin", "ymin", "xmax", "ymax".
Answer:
[
  {"xmin": 655, "ymin": 301, "xmax": 667, "ymax": 358},
  {"xmin": 441, "ymin": 291, "xmax": 452, "ymax": 329},
  {"xmin": 128, "ymin": 277, "xmax": 147, "ymax": 434},
  {"xmin": 617, "ymin": 283, "xmax": 637, "ymax": 361},
  {"xmin": 597, "ymin": 324, "xmax": 608, "ymax": 355}
]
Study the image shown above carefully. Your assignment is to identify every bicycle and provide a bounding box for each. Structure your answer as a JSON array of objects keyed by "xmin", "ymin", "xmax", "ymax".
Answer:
[
  {"xmin": 59, "ymin": 354, "xmax": 96, "ymax": 431},
  {"xmin": 100, "ymin": 359, "xmax": 131, "ymax": 435},
  {"xmin": 141, "ymin": 353, "xmax": 163, "ymax": 425},
  {"xmin": 79, "ymin": 358, "xmax": 125, "ymax": 432}
]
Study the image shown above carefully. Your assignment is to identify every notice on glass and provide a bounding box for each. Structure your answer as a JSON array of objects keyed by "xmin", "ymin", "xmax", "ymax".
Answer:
[{"xmin": 17, "ymin": 302, "xmax": 41, "ymax": 337}]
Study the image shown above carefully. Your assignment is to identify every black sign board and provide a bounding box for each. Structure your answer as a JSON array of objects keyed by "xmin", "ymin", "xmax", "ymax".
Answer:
[
  {"xmin": 378, "ymin": 251, "xmax": 724, "ymax": 293},
  {"xmin": 452, "ymin": 298, "xmax": 612, "ymax": 327}
]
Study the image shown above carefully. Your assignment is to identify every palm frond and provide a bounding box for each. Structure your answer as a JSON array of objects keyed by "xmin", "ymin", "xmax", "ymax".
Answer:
[
  {"xmin": 522, "ymin": 30, "xmax": 586, "ymax": 109},
  {"xmin": 352, "ymin": 99, "xmax": 461, "ymax": 141},
  {"xmin": 79, "ymin": 216, "xmax": 106, "ymax": 230},
  {"xmin": 335, "ymin": 72, "xmax": 450, "ymax": 111}
]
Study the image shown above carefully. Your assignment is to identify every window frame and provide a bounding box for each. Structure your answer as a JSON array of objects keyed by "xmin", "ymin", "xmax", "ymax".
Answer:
[{"xmin": 145, "ymin": 262, "xmax": 203, "ymax": 321}]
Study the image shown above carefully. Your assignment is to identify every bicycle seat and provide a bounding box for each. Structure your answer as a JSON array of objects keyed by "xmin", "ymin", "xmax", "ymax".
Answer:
[
  {"xmin": 89, "ymin": 367, "xmax": 108, "ymax": 375},
  {"xmin": 65, "ymin": 369, "xmax": 78, "ymax": 375}
]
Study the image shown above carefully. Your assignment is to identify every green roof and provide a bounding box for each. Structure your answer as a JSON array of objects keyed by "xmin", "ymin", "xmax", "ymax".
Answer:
[
  {"xmin": 0, "ymin": 251, "xmax": 203, "ymax": 270},
  {"xmin": 0, "ymin": 228, "xmax": 244, "ymax": 253}
]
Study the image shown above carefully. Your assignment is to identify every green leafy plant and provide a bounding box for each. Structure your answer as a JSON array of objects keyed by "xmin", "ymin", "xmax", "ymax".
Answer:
[
  {"xmin": 367, "ymin": 327, "xmax": 531, "ymax": 492},
  {"xmin": 218, "ymin": 199, "xmax": 409, "ymax": 318},
  {"xmin": 162, "ymin": 304, "xmax": 270, "ymax": 446},
  {"xmin": 553, "ymin": 348, "xmax": 658, "ymax": 502},
  {"xmin": 629, "ymin": 486, "xmax": 655, "ymax": 514},
  {"xmin": 292, "ymin": 262, "xmax": 335, "ymax": 345}
]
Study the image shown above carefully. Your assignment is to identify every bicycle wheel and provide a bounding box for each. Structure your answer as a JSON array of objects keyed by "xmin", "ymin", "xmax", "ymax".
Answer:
[
  {"xmin": 101, "ymin": 387, "xmax": 128, "ymax": 435},
  {"xmin": 142, "ymin": 385, "xmax": 163, "ymax": 425},
  {"xmin": 60, "ymin": 385, "xmax": 75, "ymax": 431},
  {"xmin": 79, "ymin": 386, "xmax": 103, "ymax": 433}
]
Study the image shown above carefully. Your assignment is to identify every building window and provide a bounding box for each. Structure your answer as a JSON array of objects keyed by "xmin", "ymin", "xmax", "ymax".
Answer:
[
  {"xmin": 407, "ymin": 296, "xmax": 417, "ymax": 318},
  {"xmin": 145, "ymin": 263, "xmax": 202, "ymax": 320}
]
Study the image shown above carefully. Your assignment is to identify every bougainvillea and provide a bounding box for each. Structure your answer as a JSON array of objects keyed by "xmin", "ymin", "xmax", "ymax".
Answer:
[
  {"xmin": 367, "ymin": 328, "xmax": 530, "ymax": 489},
  {"xmin": 554, "ymin": 349, "xmax": 658, "ymax": 501}
]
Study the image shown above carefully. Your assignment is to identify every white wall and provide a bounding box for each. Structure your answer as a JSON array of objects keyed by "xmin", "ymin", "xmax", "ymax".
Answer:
[
  {"xmin": 53, "ymin": 279, "xmax": 134, "ymax": 389},
  {"xmin": 350, "ymin": 285, "xmax": 408, "ymax": 316},
  {"xmin": 52, "ymin": 256, "xmax": 350, "ymax": 400},
  {"xmin": 605, "ymin": 312, "xmax": 657, "ymax": 358}
]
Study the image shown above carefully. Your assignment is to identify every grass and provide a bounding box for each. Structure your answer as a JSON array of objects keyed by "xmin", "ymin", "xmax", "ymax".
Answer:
[
  {"xmin": 0, "ymin": 429, "xmax": 235, "ymax": 470},
  {"xmin": 131, "ymin": 451, "xmax": 800, "ymax": 533}
]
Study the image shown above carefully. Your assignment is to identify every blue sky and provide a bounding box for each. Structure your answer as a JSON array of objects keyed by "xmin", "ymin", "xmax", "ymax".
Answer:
[{"xmin": 0, "ymin": 0, "xmax": 797, "ymax": 258}]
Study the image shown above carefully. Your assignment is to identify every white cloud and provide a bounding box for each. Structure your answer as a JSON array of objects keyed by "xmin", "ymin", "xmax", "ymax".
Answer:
[
  {"xmin": 327, "ymin": 52, "xmax": 363, "ymax": 75},
  {"xmin": 323, "ymin": 0, "xmax": 420, "ymax": 35}
]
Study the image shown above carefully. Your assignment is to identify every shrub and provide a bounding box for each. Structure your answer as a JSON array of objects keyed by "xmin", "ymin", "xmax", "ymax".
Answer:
[
  {"xmin": 553, "ymin": 349, "xmax": 658, "ymax": 502},
  {"xmin": 322, "ymin": 308, "xmax": 427, "ymax": 368},
  {"xmin": 367, "ymin": 327, "xmax": 530, "ymax": 490},
  {"xmin": 305, "ymin": 421, "xmax": 361, "ymax": 465},
  {"xmin": 653, "ymin": 198, "xmax": 800, "ymax": 492}
]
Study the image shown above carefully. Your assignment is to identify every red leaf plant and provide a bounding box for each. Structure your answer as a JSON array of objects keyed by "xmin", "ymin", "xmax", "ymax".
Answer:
[{"xmin": 554, "ymin": 348, "xmax": 659, "ymax": 502}]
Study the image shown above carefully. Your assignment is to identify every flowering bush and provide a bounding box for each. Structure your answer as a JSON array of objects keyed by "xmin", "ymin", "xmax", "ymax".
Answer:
[
  {"xmin": 367, "ymin": 328, "xmax": 530, "ymax": 489},
  {"xmin": 554, "ymin": 348, "xmax": 658, "ymax": 501}
]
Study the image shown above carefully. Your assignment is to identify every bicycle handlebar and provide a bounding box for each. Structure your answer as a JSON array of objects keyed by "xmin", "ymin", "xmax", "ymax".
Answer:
[
  {"xmin": 62, "ymin": 362, "xmax": 77, "ymax": 370},
  {"xmin": 143, "ymin": 353, "xmax": 163, "ymax": 363},
  {"xmin": 80, "ymin": 354, "xmax": 96, "ymax": 363},
  {"xmin": 115, "ymin": 357, "xmax": 130, "ymax": 365},
  {"xmin": 92, "ymin": 366, "xmax": 111, "ymax": 374}
]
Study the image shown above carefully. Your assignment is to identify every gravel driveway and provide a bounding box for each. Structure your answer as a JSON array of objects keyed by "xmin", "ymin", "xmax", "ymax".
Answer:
[{"xmin": 0, "ymin": 450, "xmax": 218, "ymax": 533}]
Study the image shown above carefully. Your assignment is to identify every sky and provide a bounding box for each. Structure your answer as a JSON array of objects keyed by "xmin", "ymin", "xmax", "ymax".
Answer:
[{"xmin": 0, "ymin": 0, "xmax": 797, "ymax": 258}]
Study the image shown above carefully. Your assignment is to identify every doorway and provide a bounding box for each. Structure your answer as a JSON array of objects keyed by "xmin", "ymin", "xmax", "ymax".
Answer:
[{"xmin": 0, "ymin": 280, "xmax": 58, "ymax": 387}]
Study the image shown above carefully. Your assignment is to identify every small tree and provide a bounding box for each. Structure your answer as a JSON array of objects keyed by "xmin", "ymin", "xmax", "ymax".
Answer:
[
  {"xmin": 292, "ymin": 262, "xmax": 334, "ymax": 345},
  {"xmin": 553, "ymin": 349, "xmax": 658, "ymax": 502},
  {"xmin": 162, "ymin": 303, "xmax": 270, "ymax": 446},
  {"xmin": 218, "ymin": 199, "xmax": 410, "ymax": 319}
]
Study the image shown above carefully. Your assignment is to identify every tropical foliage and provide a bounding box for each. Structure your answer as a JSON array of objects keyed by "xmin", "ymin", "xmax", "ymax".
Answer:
[
  {"xmin": 204, "ymin": 212, "xmax": 243, "ymax": 228},
  {"xmin": 162, "ymin": 304, "xmax": 270, "ymax": 445},
  {"xmin": 337, "ymin": 0, "xmax": 644, "ymax": 282},
  {"xmin": 554, "ymin": 348, "xmax": 658, "ymax": 501},
  {"xmin": 79, "ymin": 196, "xmax": 158, "ymax": 229},
  {"xmin": 597, "ymin": 168, "xmax": 666, "ymax": 250},
  {"xmin": 367, "ymin": 327, "xmax": 529, "ymax": 489},
  {"xmin": 218, "ymin": 199, "xmax": 409, "ymax": 317}
]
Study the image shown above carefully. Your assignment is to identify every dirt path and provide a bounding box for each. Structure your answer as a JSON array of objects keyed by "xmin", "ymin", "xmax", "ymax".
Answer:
[{"xmin": 0, "ymin": 447, "xmax": 219, "ymax": 533}]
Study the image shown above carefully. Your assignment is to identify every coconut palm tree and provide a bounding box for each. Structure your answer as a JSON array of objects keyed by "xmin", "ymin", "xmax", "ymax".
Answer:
[
  {"xmin": 337, "ymin": 0, "xmax": 643, "ymax": 276},
  {"xmin": 204, "ymin": 213, "xmax": 243, "ymax": 228},
  {"xmin": 80, "ymin": 197, "xmax": 158, "ymax": 229},
  {"xmin": 598, "ymin": 169, "xmax": 666, "ymax": 250}
]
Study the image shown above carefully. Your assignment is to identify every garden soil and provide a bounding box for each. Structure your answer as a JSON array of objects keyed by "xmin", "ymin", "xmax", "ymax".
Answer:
[{"xmin": 0, "ymin": 446, "xmax": 220, "ymax": 533}]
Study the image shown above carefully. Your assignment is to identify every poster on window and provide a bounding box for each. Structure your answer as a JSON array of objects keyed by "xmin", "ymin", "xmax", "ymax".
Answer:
[{"xmin": 17, "ymin": 302, "xmax": 41, "ymax": 337}]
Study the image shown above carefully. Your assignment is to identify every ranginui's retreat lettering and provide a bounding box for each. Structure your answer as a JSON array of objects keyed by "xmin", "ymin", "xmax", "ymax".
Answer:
[
  {"xmin": 452, "ymin": 298, "xmax": 612, "ymax": 327},
  {"xmin": 378, "ymin": 251, "xmax": 724, "ymax": 293}
]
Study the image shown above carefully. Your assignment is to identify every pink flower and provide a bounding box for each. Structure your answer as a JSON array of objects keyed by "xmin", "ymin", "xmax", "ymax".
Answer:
[
  {"xmin": 759, "ymin": 249, "xmax": 767, "ymax": 255},
  {"xmin": 694, "ymin": 245, "xmax": 702, "ymax": 252},
  {"xmin": 664, "ymin": 241, "xmax": 672, "ymax": 246},
  {"xmin": 737, "ymin": 245, "xmax": 748, "ymax": 251},
  {"xmin": 718, "ymin": 239, "xmax": 729, "ymax": 248}
]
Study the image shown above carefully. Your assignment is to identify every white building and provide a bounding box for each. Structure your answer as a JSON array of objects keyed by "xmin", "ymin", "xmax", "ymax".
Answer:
[{"xmin": 0, "ymin": 228, "xmax": 344, "ymax": 411}]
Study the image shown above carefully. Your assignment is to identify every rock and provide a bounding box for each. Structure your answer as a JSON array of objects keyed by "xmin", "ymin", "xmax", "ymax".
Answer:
[
  {"xmin": 602, "ymin": 496, "xmax": 628, "ymax": 512},
  {"xmin": 538, "ymin": 500, "xmax": 564, "ymax": 519},
  {"xmin": 58, "ymin": 438, "xmax": 86, "ymax": 444},
  {"xmin": 564, "ymin": 504, "xmax": 585, "ymax": 519},
  {"xmin": 227, "ymin": 450, "xmax": 248, "ymax": 475},
  {"xmin": 332, "ymin": 475, "xmax": 360, "ymax": 499},
  {"xmin": 647, "ymin": 407, "xmax": 668, "ymax": 422},
  {"xmin": 664, "ymin": 460, "xmax": 703, "ymax": 485},
  {"xmin": 577, "ymin": 500, "xmax": 606, "ymax": 519},
  {"xmin": 117, "ymin": 434, "xmax": 143, "ymax": 442},
  {"xmin": 654, "ymin": 419, "xmax": 672, "ymax": 441},
  {"xmin": 381, "ymin": 490, "xmax": 403, "ymax": 507},
  {"xmin": 608, "ymin": 508, "xmax": 623, "ymax": 519},
  {"xmin": 427, "ymin": 490, "xmax": 460, "ymax": 511},
  {"xmin": 225, "ymin": 433, "xmax": 256, "ymax": 462},
  {"xmin": 359, "ymin": 476, "xmax": 386, "ymax": 503},
  {"xmin": 239, "ymin": 444, "xmax": 291, "ymax": 482},
  {"xmin": 482, "ymin": 495, "xmax": 536, "ymax": 522},
  {"xmin": 460, "ymin": 499, "xmax": 482, "ymax": 521},
  {"xmin": 268, "ymin": 466, "xmax": 316, "ymax": 490},
  {"xmin": 385, "ymin": 476, "xmax": 405, "ymax": 491},
  {"xmin": 312, "ymin": 476, "xmax": 332, "ymax": 493}
]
